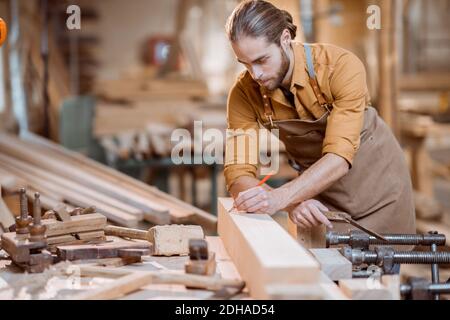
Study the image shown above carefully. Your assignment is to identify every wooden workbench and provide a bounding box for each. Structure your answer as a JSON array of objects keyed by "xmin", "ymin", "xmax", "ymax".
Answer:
[{"xmin": 0, "ymin": 236, "xmax": 246, "ymax": 300}]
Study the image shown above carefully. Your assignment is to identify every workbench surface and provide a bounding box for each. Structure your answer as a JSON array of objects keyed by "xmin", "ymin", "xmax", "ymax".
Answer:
[{"xmin": 0, "ymin": 236, "xmax": 247, "ymax": 300}]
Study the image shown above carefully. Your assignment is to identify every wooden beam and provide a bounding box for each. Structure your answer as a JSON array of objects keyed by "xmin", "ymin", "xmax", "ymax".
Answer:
[
  {"xmin": 339, "ymin": 278, "xmax": 396, "ymax": 300},
  {"xmin": 378, "ymin": 0, "xmax": 399, "ymax": 137},
  {"xmin": 205, "ymin": 236, "xmax": 242, "ymax": 281},
  {"xmin": 218, "ymin": 198, "xmax": 321, "ymax": 299},
  {"xmin": 71, "ymin": 266, "xmax": 244, "ymax": 300},
  {"xmin": 310, "ymin": 248, "xmax": 352, "ymax": 281}
]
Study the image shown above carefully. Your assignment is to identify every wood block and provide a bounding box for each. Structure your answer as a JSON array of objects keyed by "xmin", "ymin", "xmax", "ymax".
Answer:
[
  {"xmin": 310, "ymin": 248, "xmax": 352, "ymax": 281},
  {"xmin": 149, "ymin": 225, "xmax": 204, "ymax": 256},
  {"xmin": 42, "ymin": 213, "xmax": 107, "ymax": 237},
  {"xmin": 218, "ymin": 198, "xmax": 320, "ymax": 299},
  {"xmin": 339, "ymin": 278, "xmax": 394, "ymax": 300}
]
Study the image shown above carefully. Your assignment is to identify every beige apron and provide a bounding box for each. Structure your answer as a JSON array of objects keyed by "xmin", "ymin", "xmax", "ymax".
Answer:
[{"xmin": 260, "ymin": 45, "xmax": 416, "ymax": 237}]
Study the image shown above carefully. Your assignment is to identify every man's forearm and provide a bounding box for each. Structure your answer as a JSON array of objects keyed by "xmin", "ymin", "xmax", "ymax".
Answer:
[{"xmin": 279, "ymin": 153, "xmax": 349, "ymax": 208}]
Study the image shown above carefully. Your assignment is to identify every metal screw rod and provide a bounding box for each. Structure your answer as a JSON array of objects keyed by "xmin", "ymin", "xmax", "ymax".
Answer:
[
  {"xmin": 357, "ymin": 251, "xmax": 450, "ymax": 264},
  {"xmin": 327, "ymin": 231, "xmax": 446, "ymax": 247}
]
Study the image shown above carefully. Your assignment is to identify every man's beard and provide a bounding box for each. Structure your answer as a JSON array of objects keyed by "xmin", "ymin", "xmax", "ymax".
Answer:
[{"xmin": 263, "ymin": 47, "xmax": 290, "ymax": 91}]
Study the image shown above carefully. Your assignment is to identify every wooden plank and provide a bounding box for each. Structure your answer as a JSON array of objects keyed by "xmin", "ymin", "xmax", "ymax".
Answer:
[
  {"xmin": 42, "ymin": 213, "xmax": 107, "ymax": 237},
  {"xmin": 0, "ymin": 158, "xmax": 139, "ymax": 227},
  {"xmin": 205, "ymin": 236, "xmax": 242, "ymax": 281},
  {"xmin": 57, "ymin": 241, "xmax": 151, "ymax": 261},
  {"xmin": 339, "ymin": 278, "xmax": 395, "ymax": 300},
  {"xmin": 0, "ymin": 153, "xmax": 144, "ymax": 218},
  {"xmin": 47, "ymin": 230, "xmax": 106, "ymax": 246},
  {"xmin": 310, "ymin": 248, "xmax": 352, "ymax": 281},
  {"xmin": 21, "ymin": 132, "xmax": 217, "ymax": 232},
  {"xmin": 71, "ymin": 266, "xmax": 244, "ymax": 300},
  {"xmin": 218, "ymin": 198, "xmax": 321, "ymax": 299},
  {"xmin": 381, "ymin": 275, "xmax": 401, "ymax": 300}
]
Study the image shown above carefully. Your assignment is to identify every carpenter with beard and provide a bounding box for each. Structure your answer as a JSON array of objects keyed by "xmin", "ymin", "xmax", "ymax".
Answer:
[{"xmin": 224, "ymin": 0, "xmax": 415, "ymax": 245}]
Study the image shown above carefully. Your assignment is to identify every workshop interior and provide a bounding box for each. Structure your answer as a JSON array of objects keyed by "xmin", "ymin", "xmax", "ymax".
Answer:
[{"xmin": 0, "ymin": 0, "xmax": 449, "ymax": 302}]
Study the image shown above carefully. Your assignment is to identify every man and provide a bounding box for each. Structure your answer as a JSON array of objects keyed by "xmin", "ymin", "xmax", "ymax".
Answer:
[{"xmin": 224, "ymin": 0, "xmax": 415, "ymax": 235}]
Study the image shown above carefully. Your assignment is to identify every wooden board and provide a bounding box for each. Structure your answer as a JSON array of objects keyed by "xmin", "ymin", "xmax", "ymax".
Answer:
[
  {"xmin": 20, "ymin": 132, "xmax": 217, "ymax": 232},
  {"xmin": 0, "ymin": 134, "xmax": 170, "ymax": 225},
  {"xmin": 218, "ymin": 198, "xmax": 321, "ymax": 299},
  {"xmin": 0, "ymin": 154, "xmax": 140, "ymax": 227},
  {"xmin": 205, "ymin": 236, "xmax": 242, "ymax": 281},
  {"xmin": 310, "ymin": 248, "xmax": 352, "ymax": 281},
  {"xmin": 57, "ymin": 241, "xmax": 151, "ymax": 261},
  {"xmin": 42, "ymin": 213, "xmax": 107, "ymax": 237},
  {"xmin": 339, "ymin": 278, "xmax": 395, "ymax": 300}
]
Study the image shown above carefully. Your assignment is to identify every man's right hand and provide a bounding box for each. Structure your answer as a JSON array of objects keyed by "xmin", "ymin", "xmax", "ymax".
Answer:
[{"xmin": 289, "ymin": 199, "xmax": 333, "ymax": 229}]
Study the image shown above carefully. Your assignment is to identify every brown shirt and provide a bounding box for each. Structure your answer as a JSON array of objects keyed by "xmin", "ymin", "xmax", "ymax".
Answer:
[{"xmin": 224, "ymin": 42, "xmax": 371, "ymax": 190}]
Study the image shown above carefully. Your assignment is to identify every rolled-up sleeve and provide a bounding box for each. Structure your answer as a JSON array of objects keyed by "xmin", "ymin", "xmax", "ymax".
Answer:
[
  {"xmin": 224, "ymin": 81, "xmax": 259, "ymax": 191},
  {"xmin": 322, "ymin": 51, "xmax": 368, "ymax": 166}
]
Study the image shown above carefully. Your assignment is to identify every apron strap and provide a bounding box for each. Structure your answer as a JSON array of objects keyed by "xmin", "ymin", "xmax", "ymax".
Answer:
[
  {"xmin": 261, "ymin": 89, "xmax": 274, "ymax": 127},
  {"xmin": 304, "ymin": 43, "xmax": 333, "ymax": 112}
]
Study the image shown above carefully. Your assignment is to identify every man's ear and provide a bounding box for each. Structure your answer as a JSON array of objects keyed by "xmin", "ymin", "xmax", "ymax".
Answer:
[{"xmin": 280, "ymin": 29, "xmax": 292, "ymax": 49}]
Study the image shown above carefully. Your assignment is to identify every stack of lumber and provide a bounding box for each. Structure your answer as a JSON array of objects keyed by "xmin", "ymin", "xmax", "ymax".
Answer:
[
  {"xmin": 95, "ymin": 100, "xmax": 227, "ymax": 160},
  {"xmin": 44, "ymin": 213, "xmax": 107, "ymax": 249},
  {"xmin": 0, "ymin": 132, "xmax": 216, "ymax": 233}
]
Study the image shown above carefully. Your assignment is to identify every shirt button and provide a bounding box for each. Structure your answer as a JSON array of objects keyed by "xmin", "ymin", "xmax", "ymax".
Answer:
[{"xmin": 263, "ymin": 95, "xmax": 267, "ymax": 99}]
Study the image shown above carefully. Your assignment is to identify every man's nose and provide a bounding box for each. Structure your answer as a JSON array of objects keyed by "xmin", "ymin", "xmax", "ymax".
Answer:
[{"xmin": 251, "ymin": 65, "xmax": 263, "ymax": 80}]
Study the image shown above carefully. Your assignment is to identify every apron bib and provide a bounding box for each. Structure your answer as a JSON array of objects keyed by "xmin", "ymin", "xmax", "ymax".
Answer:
[{"xmin": 259, "ymin": 44, "xmax": 415, "ymax": 237}]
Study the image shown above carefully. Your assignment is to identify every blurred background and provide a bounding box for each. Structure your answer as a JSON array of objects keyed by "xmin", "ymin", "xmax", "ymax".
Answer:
[{"xmin": 0, "ymin": 0, "xmax": 449, "ymax": 235}]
